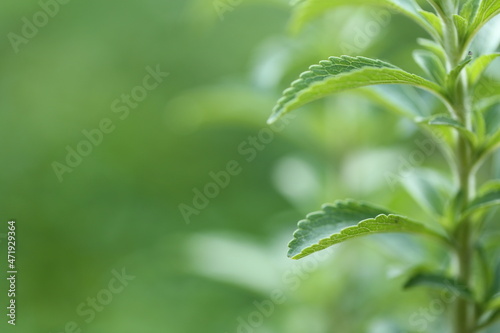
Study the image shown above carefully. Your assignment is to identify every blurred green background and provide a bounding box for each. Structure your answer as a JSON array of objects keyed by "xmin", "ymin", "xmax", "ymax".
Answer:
[{"xmin": 0, "ymin": 0, "xmax": 499, "ymax": 332}]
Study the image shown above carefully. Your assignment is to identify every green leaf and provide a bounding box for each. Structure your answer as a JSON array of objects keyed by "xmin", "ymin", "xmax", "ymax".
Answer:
[
  {"xmin": 466, "ymin": 181, "xmax": 500, "ymax": 215},
  {"xmin": 473, "ymin": 108, "xmax": 487, "ymax": 141},
  {"xmin": 420, "ymin": 10, "xmax": 444, "ymax": 39},
  {"xmin": 426, "ymin": 114, "xmax": 478, "ymax": 145},
  {"xmin": 400, "ymin": 168, "xmax": 453, "ymax": 217},
  {"xmin": 473, "ymin": 76, "xmax": 500, "ymax": 102},
  {"xmin": 484, "ymin": 129, "xmax": 500, "ymax": 153},
  {"xmin": 467, "ymin": 53, "xmax": 500, "ymax": 86},
  {"xmin": 289, "ymin": 0, "xmax": 438, "ymax": 38},
  {"xmin": 487, "ymin": 294, "xmax": 500, "ymax": 311},
  {"xmin": 358, "ymin": 85, "xmax": 434, "ymax": 118},
  {"xmin": 460, "ymin": 0, "xmax": 480, "ymax": 22},
  {"xmin": 287, "ymin": 200, "xmax": 448, "ymax": 259},
  {"xmin": 477, "ymin": 96, "xmax": 500, "ymax": 115},
  {"xmin": 268, "ymin": 56, "xmax": 444, "ymax": 124},
  {"xmin": 413, "ymin": 50, "xmax": 446, "ymax": 84},
  {"xmin": 483, "ymin": 104, "xmax": 500, "ymax": 135},
  {"xmin": 482, "ymin": 106, "xmax": 500, "ymax": 152},
  {"xmin": 478, "ymin": 309, "xmax": 500, "ymax": 330},
  {"xmin": 446, "ymin": 53, "xmax": 473, "ymax": 92},
  {"xmin": 467, "ymin": 0, "xmax": 500, "ymax": 46},
  {"xmin": 404, "ymin": 272, "xmax": 473, "ymax": 300},
  {"xmin": 417, "ymin": 38, "xmax": 447, "ymax": 65},
  {"xmin": 453, "ymin": 14, "xmax": 469, "ymax": 42}
]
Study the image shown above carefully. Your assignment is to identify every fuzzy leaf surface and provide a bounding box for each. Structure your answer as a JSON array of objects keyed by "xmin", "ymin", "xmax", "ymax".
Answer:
[
  {"xmin": 269, "ymin": 56, "xmax": 443, "ymax": 124},
  {"xmin": 288, "ymin": 200, "xmax": 447, "ymax": 259}
]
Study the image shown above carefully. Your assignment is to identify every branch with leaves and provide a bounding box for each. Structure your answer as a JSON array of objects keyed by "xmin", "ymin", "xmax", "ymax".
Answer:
[{"xmin": 269, "ymin": 0, "xmax": 500, "ymax": 332}]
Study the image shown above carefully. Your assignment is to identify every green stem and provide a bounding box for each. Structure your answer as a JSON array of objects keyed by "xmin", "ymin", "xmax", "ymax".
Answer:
[
  {"xmin": 440, "ymin": 5, "xmax": 478, "ymax": 328},
  {"xmin": 452, "ymin": 61, "xmax": 476, "ymax": 333}
]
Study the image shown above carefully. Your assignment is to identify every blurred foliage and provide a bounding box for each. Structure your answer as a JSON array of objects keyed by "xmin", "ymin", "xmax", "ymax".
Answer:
[{"xmin": 0, "ymin": 0, "xmax": 499, "ymax": 332}]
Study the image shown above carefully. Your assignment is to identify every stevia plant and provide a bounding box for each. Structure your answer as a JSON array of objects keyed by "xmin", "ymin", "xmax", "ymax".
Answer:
[{"xmin": 267, "ymin": 0, "xmax": 500, "ymax": 332}]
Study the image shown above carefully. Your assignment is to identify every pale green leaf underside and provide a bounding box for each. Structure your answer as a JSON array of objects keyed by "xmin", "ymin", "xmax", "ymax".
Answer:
[
  {"xmin": 288, "ymin": 200, "xmax": 446, "ymax": 259},
  {"xmin": 268, "ymin": 56, "xmax": 443, "ymax": 124},
  {"xmin": 404, "ymin": 272, "xmax": 473, "ymax": 300}
]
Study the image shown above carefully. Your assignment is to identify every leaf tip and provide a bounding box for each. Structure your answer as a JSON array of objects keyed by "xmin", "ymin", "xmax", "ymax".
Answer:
[{"xmin": 267, "ymin": 109, "xmax": 280, "ymax": 125}]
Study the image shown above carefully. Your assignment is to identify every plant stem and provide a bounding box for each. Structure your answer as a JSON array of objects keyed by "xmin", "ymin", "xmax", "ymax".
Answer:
[
  {"xmin": 452, "ymin": 62, "xmax": 476, "ymax": 333},
  {"xmin": 438, "ymin": 1, "xmax": 479, "ymax": 329}
]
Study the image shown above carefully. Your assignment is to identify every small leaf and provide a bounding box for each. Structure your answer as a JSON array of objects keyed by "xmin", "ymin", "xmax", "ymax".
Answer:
[
  {"xmin": 467, "ymin": 53, "xmax": 500, "ymax": 86},
  {"xmin": 426, "ymin": 114, "xmax": 477, "ymax": 145},
  {"xmin": 420, "ymin": 10, "xmax": 444, "ymax": 39},
  {"xmin": 413, "ymin": 50, "xmax": 446, "ymax": 84},
  {"xmin": 417, "ymin": 38, "xmax": 447, "ymax": 65},
  {"xmin": 466, "ymin": 181, "xmax": 500, "ymax": 215},
  {"xmin": 460, "ymin": 0, "xmax": 480, "ymax": 22},
  {"xmin": 404, "ymin": 272, "xmax": 473, "ymax": 300},
  {"xmin": 400, "ymin": 168, "xmax": 453, "ymax": 218},
  {"xmin": 453, "ymin": 14, "xmax": 469, "ymax": 42},
  {"xmin": 269, "ymin": 56, "xmax": 444, "ymax": 124},
  {"xmin": 446, "ymin": 53, "xmax": 473, "ymax": 93},
  {"xmin": 287, "ymin": 200, "xmax": 448, "ymax": 259}
]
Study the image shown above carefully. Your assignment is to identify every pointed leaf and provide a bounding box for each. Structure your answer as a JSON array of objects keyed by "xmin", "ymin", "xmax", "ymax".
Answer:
[
  {"xmin": 466, "ymin": 181, "xmax": 500, "ymax": 215},
  {"xmin": 446, "ymin": 53, "xmax": 473, "ymax": 92},
  {"xmin": 420, "ymin": 10, "xmax": 444, "ymax": 39},
  {"xmin": 453, "ymin": 14, "xmax": 469, "ymax": 42},
  {"xmin": 288, "ymin": 200, "xmax": 448, "ymax": 259},
  {"xmin": 400, "ymin": 168, "xmax": 453, "ymax": 217},
  {"xmin": 413, "ymin": 50, "xmax": 446, "ymax": 84},
  {"xmin": 467, "ymin": 53, "xmax": 500, "ymax": 86},
  {"xmin": 404, "ymin": 272, "xmax": 473, "ymax": 300},
  {"xmin": 426, "ymin": 114, "xmax": 478, "ymax": 145},
  {"xmin": 269, "ymin": 56, "xmax": 444, "ymax": 124},
  {"xmin": 417, "ymin": 38, "xmax": 447, "ymax": 65}
]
